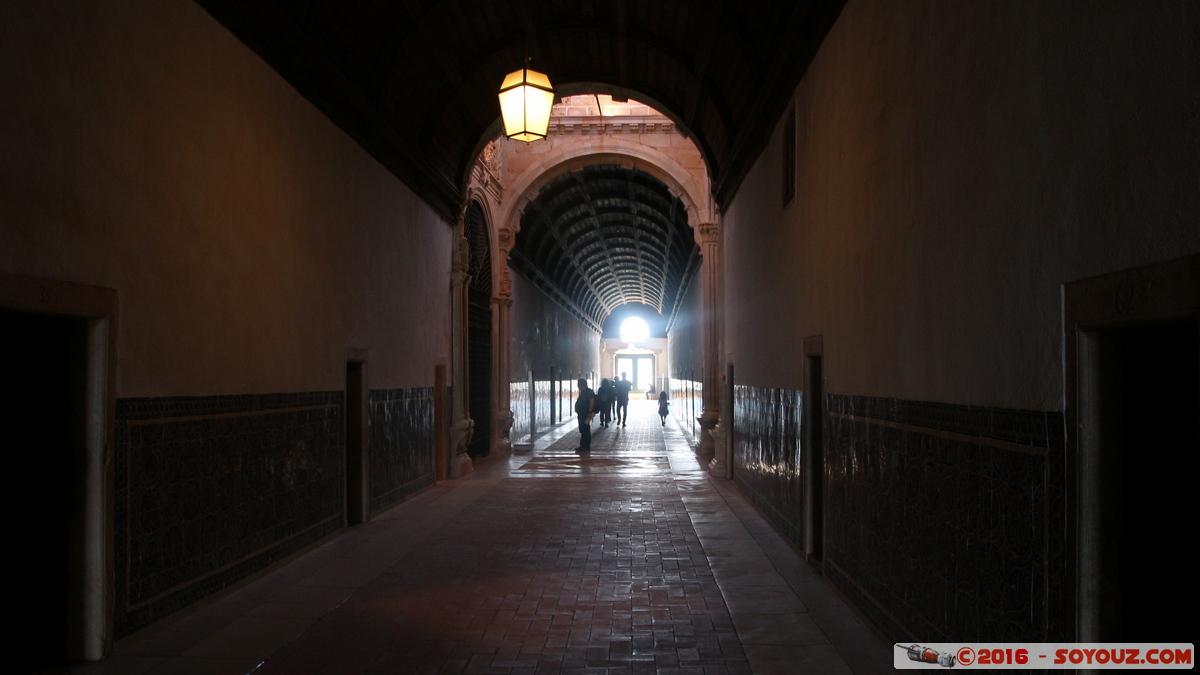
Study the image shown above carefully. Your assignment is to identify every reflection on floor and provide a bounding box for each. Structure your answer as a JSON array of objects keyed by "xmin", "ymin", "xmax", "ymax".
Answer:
[{"xmin": 50, "ymin": 400, "xmax": 892, "ymax": 675}]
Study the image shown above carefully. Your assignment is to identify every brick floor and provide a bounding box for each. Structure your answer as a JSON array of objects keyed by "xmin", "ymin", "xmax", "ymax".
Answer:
[
  {"xmin": 60, "ymin": 400, "xmax": 892, "ymax": 675},
  {"xmin": 259, "ymin": 405, "xmax": 749, "ymax": 674}
]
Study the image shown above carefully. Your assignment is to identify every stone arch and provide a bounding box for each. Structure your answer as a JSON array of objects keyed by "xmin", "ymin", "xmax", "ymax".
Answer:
[
  {"xmin": 497, "ymin": 143, "xmax": 716, "ymax": 239},
  {"xmin": 459, "ymin": 82, "xmax": 711, "ymax": 198},
  {"xmin": 464, "ymin": 112, "xmax": 725, "ymax": 466},
  {"xmin": 490, "ymin": 145, "xmax": 724, "ymax": 461},
  {"xmin": 462, "ymin": 185, "xmax": 506, "ymax": 297}
]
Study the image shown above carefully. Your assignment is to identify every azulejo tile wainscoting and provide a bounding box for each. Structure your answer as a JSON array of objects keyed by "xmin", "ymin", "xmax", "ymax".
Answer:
[
  {"xmin": 511, "ymin": 379, "xmax": 577, "ymax": 447},
  {"xmin": 732, "ymin": 386, "xmax": 1066, "ymax": 644},
  {"xmin": 668, "ymin": 377, "xmax": 702, "ymax": 439},
  {"xmin": 115, "ymin": 387, "xmax": 438, "ymax": 638},
  {"xmin": 557, "ymin": 378, "xmax": 573, "ymax": 426},
  {"xmin": 534, "ymin": 380, "xmax": 553, "ymax": 431},
  {"xmin": 509, "ymin": 380, "xmax": 531, "ymax": 444},
  {"xmin": 731, "ymin": 386, "xmax": 803, "ymax": 546},
  {"xmin": 114, "ymin": 392, "xmax": 344, "ymax": 638},
  {"xmin": 367, "ymin": 387, "xmax": 435, "ymax": 515}
]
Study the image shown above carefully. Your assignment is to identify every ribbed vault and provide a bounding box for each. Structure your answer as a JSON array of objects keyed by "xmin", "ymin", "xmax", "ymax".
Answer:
[{"xmin": 509, "ymin": 164, "xmax": 700, "ymax": 332}]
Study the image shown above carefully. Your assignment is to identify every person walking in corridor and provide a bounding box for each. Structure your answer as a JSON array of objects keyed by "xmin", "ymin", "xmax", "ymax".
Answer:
[
  {"xmin": 575, "ymin": 378, "xmax": 595, "ymax": 452},
  {"xmin": 658, "ymin": 390, "xmax": 670, "ymax": 426},
  {"xmin": 597, "ymin": 378, "xmax": 615, "ymax": 428},
  {"xmin": 614, "ymin": 372, "xmax": 633, "ymax": 427}
]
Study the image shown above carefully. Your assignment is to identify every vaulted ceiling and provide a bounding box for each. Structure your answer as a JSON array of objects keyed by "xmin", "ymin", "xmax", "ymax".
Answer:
[
  {"xmin": 196, "ymin": 0, "xmax": 846, "ymax": 221},
  {"xmin": 508, "ymin": 165, "xmax": 700, "ymax": 332}
]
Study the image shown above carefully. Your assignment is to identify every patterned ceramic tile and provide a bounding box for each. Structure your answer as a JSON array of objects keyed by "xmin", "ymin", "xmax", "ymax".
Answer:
[
  {"xmin": 732, "ymin": 388, "xmax": 1067, "ymax": 643},
  {"xmin": 114, "ymin": 392, "xmax": 344, "ymax": 637},
  {"xmin": 669, "ymin": 377, "xmax": 702, "ymax": 439},
  {"xmin": 510, "ymin": 380, "xmax": 531, "ymax": 444},
  {"xmin": 367, "ymin": 387, "xmax": 435, "ymax": 514},
  {"xmin": 114, "ymin": 388, "xmax": 437, "ymax": 638}
]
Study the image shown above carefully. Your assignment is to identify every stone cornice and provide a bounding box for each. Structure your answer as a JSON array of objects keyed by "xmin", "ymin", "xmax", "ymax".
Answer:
[{"xmin": 548, "ymin": 116, "xmax": 675, "ymax": 135}]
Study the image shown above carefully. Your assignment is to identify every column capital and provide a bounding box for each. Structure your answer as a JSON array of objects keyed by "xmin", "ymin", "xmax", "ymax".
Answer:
[
  {"xmin": 493, "ymin": 266, "xmax": 513, "ymax": 303},
  {"xmin": 453, "ymin": 233, "xmax": 471, "ymax": 275},
  {"xmin": 497, "ymin": 227, "xmax": 516, "ymax": 255},
  {"xmin": 697, "ymin": 222, "xmax": 720, "ymax": 245}
]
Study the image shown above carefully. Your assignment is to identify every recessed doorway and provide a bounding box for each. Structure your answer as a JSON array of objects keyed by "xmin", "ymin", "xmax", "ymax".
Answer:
[
  {"xmin": 615, "ymin": 354, "xmax": 655, "ymax": 392},
  {"xmin": 1067, "ymin": 254, "xmax": 1199, "ymax": 642},
  {"xmin": 1076, "ymin": 320, "xmax": 1197, "ymax": 641},
  {"xmin": 4, "ymin": 310, "xmax": 76, "ymax": 672},
  {"xmin": 803, "ymin": 335, "xmax": 825, "ymax": 571},
  {"xmin": 1, "ymin": 274, "xmax": 114, "ymax": 665}
]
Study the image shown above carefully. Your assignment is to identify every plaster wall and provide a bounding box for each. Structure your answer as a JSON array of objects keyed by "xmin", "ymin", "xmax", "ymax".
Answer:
[
  {"xmin": 724, "ymin": 0, "xmax": 1200, "ymax": 410},
  {"xmin": 508, "ymin": 267, "xmax": 600, "ymax": 442},
  {"xmin": 0, "ymin": 0, "xmax": 451, "ymax": 397},
  {"xmin": 668, "ymin": 273, "xmax": 704, "ymax": 382},
  {"xmin": 1, "ymin": 0, "xmax": 452, "ymax": 638},
  {"xmin": 509, "ymin": 266, "xmax": 600, "ymax": 381}
]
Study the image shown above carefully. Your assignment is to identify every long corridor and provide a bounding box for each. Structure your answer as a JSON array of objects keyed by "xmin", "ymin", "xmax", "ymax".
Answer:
[{"xmin": 68, "ymin": 401, "xmax": 892, "ymax": 675}]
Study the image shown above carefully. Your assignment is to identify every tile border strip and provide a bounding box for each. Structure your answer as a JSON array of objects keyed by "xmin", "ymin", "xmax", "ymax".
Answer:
[
  {"xmin": 827, "ymin": 394, "xmax": 1064, "ymax": 449},
  {"xmin": 828, "ymin": 411, "xmax": 1049, "ymax": 456}
]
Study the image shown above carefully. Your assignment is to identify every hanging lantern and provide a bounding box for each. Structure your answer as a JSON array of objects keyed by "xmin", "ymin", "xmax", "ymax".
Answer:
[{"xmin": 498, "ymin": 66, "xmax": 555, "ymax": 142}]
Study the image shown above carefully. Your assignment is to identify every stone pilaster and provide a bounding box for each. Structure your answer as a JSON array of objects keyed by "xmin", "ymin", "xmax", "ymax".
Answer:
[
  {"xmin": 709, "ymin": 362, "xmax": 734, "ymax": 479},
  {"xmin": 491, "ymin": 260, "xmax": 514, "ymax": 457},
  {"xmin": 449, "ymin": 231, "xmax": 474, "ymax": 478},
  {"xmin": 489, "ymin": 263, "xmax": 513, "ymax": 451},
  {"xmin": 696, "ymin": 222, "xmax": 723, "ymax": 460}
]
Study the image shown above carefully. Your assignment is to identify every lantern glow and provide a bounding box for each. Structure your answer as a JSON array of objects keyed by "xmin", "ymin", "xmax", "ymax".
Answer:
[{"xmin": 498, "ymin": 68, "xmax": 554, "ymax": 142}]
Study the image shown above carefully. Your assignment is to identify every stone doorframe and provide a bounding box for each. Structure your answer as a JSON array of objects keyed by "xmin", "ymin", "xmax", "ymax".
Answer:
[
  {"xmin": 0, "ymin": 271, "xmax": 117, "ymax": 661},
  {"xmin": 1062, "ymin": 253, "xmax": 1199, "ymax": 640}
]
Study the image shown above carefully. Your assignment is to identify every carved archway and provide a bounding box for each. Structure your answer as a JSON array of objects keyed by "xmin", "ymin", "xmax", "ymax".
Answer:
[
  {"xmin": 497, "ymin": 145, "xmax": 717, "ymax": 238},
  {"xmin": 464, "ymin": 120, "xmax": 725, "ymax": 463}
]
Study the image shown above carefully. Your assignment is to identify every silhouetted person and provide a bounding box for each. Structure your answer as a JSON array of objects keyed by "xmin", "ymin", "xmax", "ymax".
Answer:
[
  {"xmin": 614, "ymin": 372, "xmax": 632, "ymax": 426},
  {"xmin": 658, "ymin": 390, "xmax": 670, "ymax": 425},
  {"xmin": 575, "ymin": 377, "xmax": 595, "ymax": 452},
  {"xmin": 597, "ymin": 378, "xmax": 615, "ymax": 428}
]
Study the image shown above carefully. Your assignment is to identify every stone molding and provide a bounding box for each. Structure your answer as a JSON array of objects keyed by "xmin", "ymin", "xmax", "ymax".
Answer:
[
  {"xmin": 496, "ymin": 146, "xmax": 715, "ymax": 235},
  {"xmin": 548, "ymin": 116, "xmax": 675, "ymax": 135}
]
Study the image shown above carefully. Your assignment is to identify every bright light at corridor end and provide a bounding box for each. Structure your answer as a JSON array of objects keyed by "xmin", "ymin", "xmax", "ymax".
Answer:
[
  {"xmin": 499, "ymin": 67, "xmax": 554, "ymax": 142},
  {"xmin": 620, "ymin": 316, "xmax": 650, "ymax": 344}
]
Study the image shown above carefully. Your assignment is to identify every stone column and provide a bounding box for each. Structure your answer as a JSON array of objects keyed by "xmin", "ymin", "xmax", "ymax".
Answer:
[
  {"xmin": 696, "ymin": 222, "xmax": 723, "ymax": 460},
  {"xmin": 492, "ymin": 227, "xmax": 516, "ymax": 455},
  {"xmin": 448, "ymin": 232, "xmax": 474, "ymax": 478}
]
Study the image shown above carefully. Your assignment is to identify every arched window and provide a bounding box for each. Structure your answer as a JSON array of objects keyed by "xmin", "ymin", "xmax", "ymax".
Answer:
[{"xmin": 619, "ymin": 316, "xmax": 650, "ymax": 344}]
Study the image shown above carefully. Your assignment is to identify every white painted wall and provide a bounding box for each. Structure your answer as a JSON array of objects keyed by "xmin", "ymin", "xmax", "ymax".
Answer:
[
  {"xmin": 723, "ymin": 0, "xmax": 1200, "ymax": 411},
  {"xmin": 0, "ymin": 0, "xmax": 451, "ymax": 395}
]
